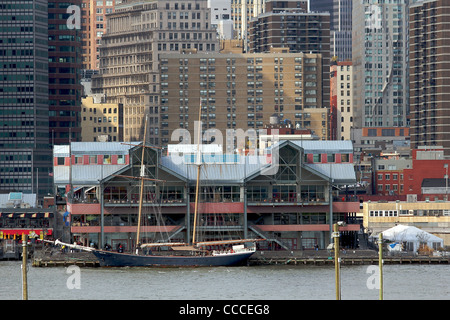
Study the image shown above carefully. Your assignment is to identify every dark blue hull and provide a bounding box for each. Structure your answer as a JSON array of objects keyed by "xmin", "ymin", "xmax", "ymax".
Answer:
[{"xmin": 92, "ymin": 250, "xmax": 255, "ymax": 267}]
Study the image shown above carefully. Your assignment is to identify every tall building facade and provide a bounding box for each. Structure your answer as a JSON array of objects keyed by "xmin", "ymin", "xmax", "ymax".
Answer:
[
  {"xmin": 159, "ymin": 50, "xmax": 327, "ymax": 150},
  {"xmin": 352, "ymin": 0, "xmax": 410, "ymax": 130},
  {"xmin": 310, "ymin": 0, "xmax": 352, "ymax": 62},
  {"xmin": 80, "ymin": 0, "xmax": 122, "ymax": 73},
  {"xmin": 330, "ymin": 61, "xmax": 354, "ymax": 141},
  {"xmin": 410, "ymin": 0, "xmax": 450, "ymax": 155},
  {"xmin": 0, "ymin": 0, "xmax": 53, "ymax": 201},
  {"xmin": 81, "ymin": 95, "xmax": 123, "ymax": 141},
  {"xmin": 92, "ymin": 0, "xmax": 220, "ymax": 145},
  {"xmin": 48, "ymin": 0, "xmax": 83, "ymax": 145},
  {"xmin": 248, "ymin": 0, "xmax": 330, "ymax": 138},
  {"xmin": 230, "ymin": 0, "xmax": 266, "ymax": 43}
]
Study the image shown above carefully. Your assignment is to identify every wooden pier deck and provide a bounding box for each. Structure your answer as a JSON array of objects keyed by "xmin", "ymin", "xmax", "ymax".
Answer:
[
  {"xmin": 31, "ymin": 249, "xmax": 450, "ymax": 267},
  {"xmin": 32, "ymin": 250, "xmax": 100, "ymax": 268},
  {"xmin": 248, "ymin": 251, "xmax": 450, "ymax": 266}
]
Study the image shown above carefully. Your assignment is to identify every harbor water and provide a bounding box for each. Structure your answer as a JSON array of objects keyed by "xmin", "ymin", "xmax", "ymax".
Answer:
[{"xmin": 1, "ymin": 261, "xmax": 449, "ymax": 300}]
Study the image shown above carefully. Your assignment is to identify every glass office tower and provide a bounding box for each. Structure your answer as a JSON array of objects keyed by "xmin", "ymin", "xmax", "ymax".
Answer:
[{"xmin": 0, "ymin": 0, "xmax": 53, "ymax": 202}]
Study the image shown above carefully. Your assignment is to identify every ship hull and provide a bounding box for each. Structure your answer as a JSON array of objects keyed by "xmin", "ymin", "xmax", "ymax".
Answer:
[{"xmin": 92, "ymin": 250, "xmax": 255, "ymax": 267}]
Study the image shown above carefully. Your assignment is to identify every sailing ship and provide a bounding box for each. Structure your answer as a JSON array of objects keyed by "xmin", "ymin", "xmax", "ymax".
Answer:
[{"xmin": 56, "ymin": 110, "xmax": 258, "ymax": 267}]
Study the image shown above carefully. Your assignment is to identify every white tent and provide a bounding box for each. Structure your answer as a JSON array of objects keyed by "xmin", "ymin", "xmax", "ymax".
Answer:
[{"xmin": 378, "ymin": 224, "xmax": 444, "ymax": 253}]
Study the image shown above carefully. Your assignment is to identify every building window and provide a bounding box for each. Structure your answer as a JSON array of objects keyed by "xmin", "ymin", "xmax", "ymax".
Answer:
[
  {"xmin": 313, "ymin": 154, "xmax": 321, "ymax": 163},
  {"xmin": 327, "ymin": 154, "xmax": 335, "ymax": 162},
  {"xmin": 341, "ymin": 154, "xmax": 349, "ymax": 162}
]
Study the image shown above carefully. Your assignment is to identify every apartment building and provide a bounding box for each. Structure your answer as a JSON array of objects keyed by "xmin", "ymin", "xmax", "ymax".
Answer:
[
  {"xmin": 410, "ymin": 0, "xmax": 450, "ymax": 156},
  {"xmin": 80, "ymin": 0, "xmax": 122, "ymax": 72},
  {"xmin": 91, "ymin": 0, "xmax": 219, "ymax": 145},
  {"xmin": 247, "ymin": 0, "xmax": 331, "ymax": 138},
  {"xmin": 230, "ymin": 0, "xmax": 267, "ymax": 44},
  {"xmin": 330, "ymin": 61, "xmax": 354, "ymax": 140},
  {"xmin": 159, "ymin": 50, "xmax": 327, "ymax": 150},
  {"xmin": 352, "ymin": 0, "xmax": 410, "ymax": 130}
]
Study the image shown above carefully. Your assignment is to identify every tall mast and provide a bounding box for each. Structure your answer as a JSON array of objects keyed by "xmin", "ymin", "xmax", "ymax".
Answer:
[
  {"xmin": 135, "ymin": 115, "xmax": 148, "ymax": 254},
  {"xmin": 192, "ymin": 100, "xmax": 202, "ymax": 245}
]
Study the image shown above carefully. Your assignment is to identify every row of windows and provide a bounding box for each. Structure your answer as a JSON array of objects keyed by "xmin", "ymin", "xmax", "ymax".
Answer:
[
  {"xmin": 83, "ymin": 107, "xmax": 118, "ymax": 114},
  {"xmin": 377, "ymin": 173, "xmax": 403, "ymax": 181},
  {"xmin": 92, "ymin": 126, "xmax": 118, "ymax": 134},
  {"xmin": 370, "ymin": 209, "xmax": 450, "ymax": 217},
  {"xmin": 377, "ymin": 184, "xmax": 403, "ymax": 192},
  {"xmin": 83, "ymin": 116, "xmax": 118, "ymax": 123},
  {"xmin": 309, "ymin": 154, "xmax": 351, "ymax": 163},
  {"xmin": 56, "ymin": 154, "xmax": 125, "ymax": 165},
  {"xmin": 369, "ymin": 210, "xmax": 399, "ymax": 217}
]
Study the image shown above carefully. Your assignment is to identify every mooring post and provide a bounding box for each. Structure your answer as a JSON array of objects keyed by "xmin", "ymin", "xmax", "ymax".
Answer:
[
  {"xmin": 22, "ymin": 234, "xmax": 28, "ymax": 300},
  {"xmin": 333, "ymin": 223, "xmax": 341, "ymax": 300},
  {"xmin": 378, "ymin": 233, "xmax": 383, "ymax": 300}
]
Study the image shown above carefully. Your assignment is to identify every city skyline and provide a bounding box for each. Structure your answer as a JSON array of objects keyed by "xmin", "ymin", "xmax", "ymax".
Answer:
[{"xmin": 1, "ymin": 0, "xmax": 449, "ymax": 201}]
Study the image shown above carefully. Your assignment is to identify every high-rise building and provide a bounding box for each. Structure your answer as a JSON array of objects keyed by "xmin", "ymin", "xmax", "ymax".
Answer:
[
  {"xmin": 230, "ymin": 0, "xmax": 266, "ymax": 44},
  {"xmin": 352, "ymin": 0, "xmax": 410, "ymax": 131},
  {"xmin": 92, "ymin": 0, "xmax": 220, "ymax": 145},
  {"xmin": 410, "ymin": 0, "xmax": 450, "ymax": 155},
  {"xmin": 310, "ymin": 0, "xmax": 352, "ymax": 62},
  {"xmin": 80, "ymin": 0, "xmax": 122, "ymax": 73},
  {"xmin": 248, "ymin": 0, "xmax": 330, "ymax": 138},
  {"xmin": 330, "ymin": 61, "xmax": 354, "ymax": 141},
  {"xmin": 48, "ymin": 0, "xmax": 83, "ymax": 145},
  {"xmin": 159, "ymin": 49, "xmax": 327, "ymax": 150},
  {"xmin": 0, "ymin": 0, "xmax": 53, "ymax": 201}
]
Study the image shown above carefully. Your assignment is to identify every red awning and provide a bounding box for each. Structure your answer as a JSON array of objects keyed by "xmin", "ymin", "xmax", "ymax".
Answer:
[{"xmin": 0, "ymin": 229, "xmax": 53, "ymax": 236}]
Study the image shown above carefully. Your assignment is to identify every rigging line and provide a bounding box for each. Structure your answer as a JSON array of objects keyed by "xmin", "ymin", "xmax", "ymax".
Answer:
[{"xmin": 157, "ymin": 179, "xmax": 171, "ymax": 243}]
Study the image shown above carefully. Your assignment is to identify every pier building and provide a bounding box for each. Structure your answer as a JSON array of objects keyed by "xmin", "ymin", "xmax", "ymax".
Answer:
[{"xmin": 53, "ymin": 140, "xmax": 360, "ymax": 251}]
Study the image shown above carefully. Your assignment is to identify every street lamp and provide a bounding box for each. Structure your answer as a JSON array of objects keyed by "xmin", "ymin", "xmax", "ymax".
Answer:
[{"xmin": 333, "ymin": 221, "xmax": 346, "ymax": 300}]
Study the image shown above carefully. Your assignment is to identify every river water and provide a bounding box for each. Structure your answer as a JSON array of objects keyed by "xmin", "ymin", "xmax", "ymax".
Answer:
[{"xmin": 1, "ymin": 261, "xmax": 449, "ymax": 301}]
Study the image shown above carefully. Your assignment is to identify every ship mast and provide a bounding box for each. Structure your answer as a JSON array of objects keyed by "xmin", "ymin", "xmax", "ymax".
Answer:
[
  {"xmin": 135, "ymin": 115, "xmax": 148, "ymax": 254},
  {"xmin": 192, "ymin": 101, "xmax": 203, "ymax": 245}
]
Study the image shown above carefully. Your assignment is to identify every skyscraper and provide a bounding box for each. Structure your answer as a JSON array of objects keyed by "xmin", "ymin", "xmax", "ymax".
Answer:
[
  {"xmin": 0, "ymin": 0, "xmax": 53, "ymax": 201},
  {"xmin": 352, "ymin": 0, "xmax": 410, "ymax": 130},
  {"xmin": 410, "ymin": 0, "xmax": 450, "ymax": 155},
  {"xmin": 230, "ymin": 0, "xmax": 266, "ymax": 44},
  {"xmin": 310, "ymin": 0, "xmax": 353, "ymax": 62},
  {"xmin": 80, "ymin": 0, "xmax": 122, "ymax": 74},
  {"xmin": 92, "ymin": 0, "xmax": 220, "ymax": 145},
  {"xmin": 330, "ymin": 61, "xmax": 354, "ymax": 141},
  {"xmin": 248, "ymin": 0, "xmax": 331, "ymax": 138},
  {"xmin": 48, "ymin": 0, "xmax": 83, "ymax": 145}
]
